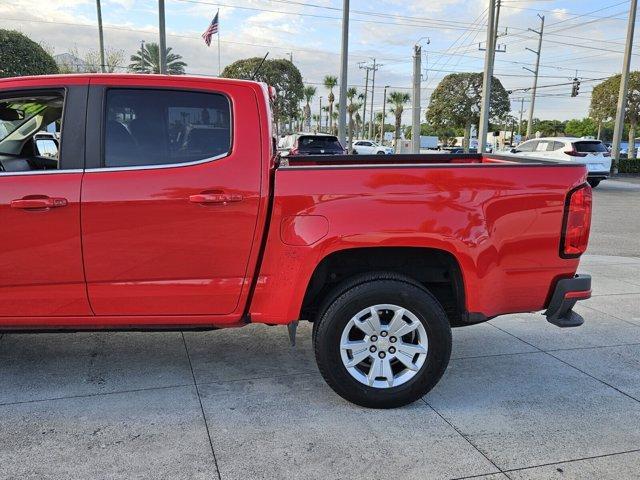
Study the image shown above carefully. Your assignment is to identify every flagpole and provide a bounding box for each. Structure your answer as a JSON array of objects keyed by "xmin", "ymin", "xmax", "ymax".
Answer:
[{"xmin": 217, "ymin": 9, "xmax": 221, "ymax": 76}]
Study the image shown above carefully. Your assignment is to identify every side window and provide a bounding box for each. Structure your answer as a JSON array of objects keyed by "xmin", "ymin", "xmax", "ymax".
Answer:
[
  {"xmin": 551, "ymin": 141, "xmax": 564, "ymax": 151},
  {"xmin": 0, "ymin": 91, "xmax": 65, "ymax": 172},
  {"xmin": 104, "ymin": 89, "xmax": 231, "ymax": 168},
  {"xmin": 536, "ymin": 141, "xmax": 549, "ymax": 152},
  {"xmin": 517, "ymin": 140, "xmax": 536, "ymax": 152}
]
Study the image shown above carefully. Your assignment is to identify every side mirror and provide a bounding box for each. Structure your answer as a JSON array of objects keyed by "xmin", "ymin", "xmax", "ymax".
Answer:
[
  {"xmin": 510, "ymin": 148, "xmax": 518, "ymax": 154},
  {"xmin": 35, "ymin": 138, "xmax": 58, "ymax": 158}
]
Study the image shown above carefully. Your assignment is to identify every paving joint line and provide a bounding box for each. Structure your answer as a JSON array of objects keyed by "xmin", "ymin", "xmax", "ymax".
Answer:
[
  {"xmin": 0, "ymin": 382, "xmax": 193, "ymax": 408},
  {"xmin": 182, "ymin": 332, "xmax": 222, "ymax": 480},
  {"xmin": 579, "ymin": 302, "xmax": 640, "ymax": 327},
  {"xmin": 422, "ymin": 399, "xmax": 510, "ymax": 480},
  {"xmin": 500, "ymin": 447, "xmax": 640, "ymax": 476},
  {"xmin": 489, "ymin": 324, "xmax": 640, "ymax": 404}
]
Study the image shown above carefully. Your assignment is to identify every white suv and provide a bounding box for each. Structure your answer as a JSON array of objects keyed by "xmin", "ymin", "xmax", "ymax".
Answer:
[
  {"xmin": 509, "ymin": 137, "xmax": 611, "ymax": 187},
  {"xmin": 353, "ymin": 140, "xmax": 394, "ymax": 155}
]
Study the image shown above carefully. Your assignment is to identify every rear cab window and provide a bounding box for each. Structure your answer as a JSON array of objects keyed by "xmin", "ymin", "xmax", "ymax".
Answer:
[{"xmin": 103, "ymin": 89, "xmax": 231, "ymax": 168}]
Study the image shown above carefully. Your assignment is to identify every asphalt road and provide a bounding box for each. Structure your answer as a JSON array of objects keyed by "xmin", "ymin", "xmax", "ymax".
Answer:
[{"xmin": 588, "ymin": 177, "xmax": 640, "ymax": 257}]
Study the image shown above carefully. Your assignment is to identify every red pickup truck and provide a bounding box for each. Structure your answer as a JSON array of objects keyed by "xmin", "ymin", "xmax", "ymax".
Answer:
[{"xmin": 0, "ymin": 74, "xmax": 592, "ymax": 408}]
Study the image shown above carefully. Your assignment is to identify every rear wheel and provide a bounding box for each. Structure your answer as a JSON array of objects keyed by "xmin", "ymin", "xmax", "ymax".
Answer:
[
  {"xmin": 314, "ymin": 274, "xmax": 452, "ymax": 408},
  {"xmin": 376, "ymin": 150, "xmax": 386, "ymax": 155},
  {"xmin": 588, "ymin": 178, "xmax": 601, "ymax": 188}
]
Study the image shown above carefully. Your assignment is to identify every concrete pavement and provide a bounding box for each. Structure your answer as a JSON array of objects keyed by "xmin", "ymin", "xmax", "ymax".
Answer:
[{"xmin": 0, "ymin": 182, "xmax": 639, "ymax": 480}]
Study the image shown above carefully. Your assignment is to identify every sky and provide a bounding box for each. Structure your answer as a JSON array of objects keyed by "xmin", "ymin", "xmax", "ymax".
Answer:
[{"xmin": 1, "ymin": 0, "xmax": 639, "ymax": 125}]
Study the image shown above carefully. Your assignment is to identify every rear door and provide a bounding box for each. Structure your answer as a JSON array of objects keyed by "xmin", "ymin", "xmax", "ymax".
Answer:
[
  {"xmin": 0, "ymin": 83, "xmax": 90, "ymax": 318},
  {"xmin": 81, "ymin": 80, "xmax": 263, "ymax": 316}
]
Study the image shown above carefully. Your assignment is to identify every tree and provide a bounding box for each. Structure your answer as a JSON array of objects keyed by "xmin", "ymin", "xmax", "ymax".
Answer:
[
  {"xmin": 222, "ymin": 57, "xmax": 304, "ymax": 135},
  {"xmin": 591, "ymin": 73, "xmax": 640, "ymax": 157},
  {"xmin": 387, "ymin": 91, "xmax": 410, "ymax": 144},
  {"xmin": 84, "ymin": 48, "xmax": 125, "ymax": 73},
  {"xmin": 302, "ymin": 85, "xmax": 316, "ymax": 132},
  {"xmin": 129, "ymin": 42, "xmax": 186, "ymax": 75},
  {"xmin": 426, "ymin": 72, "xmax": 510, "ymax": 152},
  {"xmin": 324, "ymin": 75, "xmax": 338, "ymax": 134},
  {"xmin": 0, "ymin": 30, "xmax": 58, "ymax": 78},
  {"xmin": 345, "ymin": 87, "xmax": 362, "ymax": 152},
  {"xmin": 565, "ymin": 118, "xmax": 598, "ymax": 138}
]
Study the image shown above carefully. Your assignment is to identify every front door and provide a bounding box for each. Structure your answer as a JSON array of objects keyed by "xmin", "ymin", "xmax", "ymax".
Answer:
[
  {"xmin": 81, "ymin": 82, "xmax": 262, "ymax": 316},
  {"xmin": 0, "ymin": 84, "xmax": 90, "ymax": 318}
]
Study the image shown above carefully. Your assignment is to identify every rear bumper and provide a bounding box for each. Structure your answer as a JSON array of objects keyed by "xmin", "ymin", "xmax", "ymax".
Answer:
[
  {"xmin": 588, "ymin": 171, "xmax": 609, "ymax": 179},
  {"xmin": 545, "ymin": 274, "xmax": 591, "ymax": 327}
]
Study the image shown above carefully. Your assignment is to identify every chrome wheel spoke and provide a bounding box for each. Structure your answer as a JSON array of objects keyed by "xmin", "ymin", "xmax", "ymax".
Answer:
[
  {"xmin": 397, "ymin": 342, "xmax": 427, "ymax": 357},
  {"xmin": 341, "ymin": 340, "xmax": 370, "ymax": 367},
  {"xmin": 381, "ymin": 357, "xmax": 394, "ymax": 387},
  {"xmin": 367, "ymin": 357, "xmax": 382, "ymax": 386},
  {"xmin": 395, "ymin": 352, "xmax": 419, "ymax": 371},
  {"xmin": 387, "ymin": 307, "xmax": 406, "ymax": 334},
  {"xmin": 389, "ymin": 320, "xmax": 419, "ymax": 338}
]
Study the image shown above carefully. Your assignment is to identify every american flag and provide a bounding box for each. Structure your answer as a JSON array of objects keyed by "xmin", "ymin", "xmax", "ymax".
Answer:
[{"xmin": 202, "ymin": 11, "xmax": 219, "ymax": 46}]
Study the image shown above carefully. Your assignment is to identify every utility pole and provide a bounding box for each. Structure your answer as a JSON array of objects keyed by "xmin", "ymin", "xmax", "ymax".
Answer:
[
  {"xmin": 524, "ymin": 14, "xmax": 544, "ymax": 139},
  {"xmin": 368, "ymin": 59, "xmax": 379, "ymax": 139},
  {"xmin": 337, "ymin": 0, "xmax": 350, "ymax": 146},
  {"xmin": 158, "ymin": 0, "xmax": 167, "ymax": 74},
  {"xmin": 96, "ymin": 0, "xmax": 106, "ymax": 73},
  {"xmin": 518, "ymin": 97, "xmax": 525, "ymax": 136},
  {"xmin": 612, "ymin": 0, "xmax": 638, "ymax": 172},
  {"xmin": 477, "ymin": 0, "xmax": 497, "ymax": 153},
  {"xmin": 412, "ymin": 45, "xmax": 422, "ymax": 153},
  {"xmin": 380, "ymin": 85, "xmax": 389, "ymax": 143},
  {"xmin": 358, "ymin": 63, "xmax": 370, "ymax": 139},
  {"xmin": 318, "ymin": 96, "xmax": 323, "ymax": 132}
]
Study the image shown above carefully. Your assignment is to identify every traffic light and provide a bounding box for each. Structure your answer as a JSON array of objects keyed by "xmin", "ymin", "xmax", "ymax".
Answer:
[{"xmin": 571, "ymin": 78, "xmax": 580, "ymax": 97}]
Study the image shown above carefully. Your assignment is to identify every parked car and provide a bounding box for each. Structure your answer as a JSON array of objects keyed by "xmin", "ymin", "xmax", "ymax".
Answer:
[
  {"xmin": 352, "ymin": 139, "xmax": 393, "ymax": 155},
  {"xmin": 509, "ymin": 137, "xmax": 610, "ymax": 187},
  {"xmin": 279, "ymin": 132, "xmax": 346, "ymax": 156},
  {"xmin": 0, "ymin": 74, "xmax": 593, "ymax": 408}
]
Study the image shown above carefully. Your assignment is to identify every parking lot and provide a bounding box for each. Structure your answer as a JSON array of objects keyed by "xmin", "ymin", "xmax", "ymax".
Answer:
[{"xmin": 1, "ymin": 178, "xmax": 639, "ymax": 480}]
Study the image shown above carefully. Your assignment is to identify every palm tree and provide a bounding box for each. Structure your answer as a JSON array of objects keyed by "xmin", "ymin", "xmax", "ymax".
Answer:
[
  {"xmin": 374, "ymin": 112, "xmax": 384, "ymax": 142},
  {"xmin": 322, "ymin": 105, "xmax": 330, "ymax": 131},
  {"xmin": 346, "ymin": 87, "xmax": 361, "ymax": 152},
  {"xmin": 387, "ymin": 91, "xmax": 410, "ymax": 147},
  {"xmin": 303, "ymin": 86, "xmax": 316, "ymax": 132},
  {"xmin": 323, "ymin": 75, "xmax": 338, "ymax": 134},
  {"xmin": 129, "ymin": 42, "xmax": 187, "ymax": 75}
]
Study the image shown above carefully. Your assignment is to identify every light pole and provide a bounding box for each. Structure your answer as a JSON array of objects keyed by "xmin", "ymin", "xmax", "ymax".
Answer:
[
  {"xmin": 612, "ymin": 0, "xmax": 638, "ymax": 170},
  {"xmin": 477, "ymin": 0, "xmax": 497, "ymax": 153},
  {"xmin": 380, "ymin": 85, "xmax": 389, "ymax": 143},
  {"xmin": 158, "ymin": 0, "xmax": 167, "ymax": 74},
  {"xmin": 337, "ymin": 0, "xmax": 350, "ymax": 146},
  {"xmin": 96, "ymin": 0, "xmax": 106, "ymax": 73},
  {"xmin": 525, "ymin": 15, "xmax": 545, "ymax": 138}
]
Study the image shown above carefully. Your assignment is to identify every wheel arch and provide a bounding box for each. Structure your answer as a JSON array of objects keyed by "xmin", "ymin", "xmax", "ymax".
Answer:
[{"xmin": 300, "ymin": 246, "xmax": 473, "ymax": 327}]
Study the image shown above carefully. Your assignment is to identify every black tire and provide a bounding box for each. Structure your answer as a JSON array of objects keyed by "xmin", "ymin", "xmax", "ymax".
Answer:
[
  {"xmin": 376, "ymin": 150, "xmax": 386, "ymax": 155},
  {"xmin": 314, "ymin": 273, "xmax": 452, "ymax": 408},
  {"xmin": 588, "ymin": 178, "xmax": 601, "ymax": 188}
]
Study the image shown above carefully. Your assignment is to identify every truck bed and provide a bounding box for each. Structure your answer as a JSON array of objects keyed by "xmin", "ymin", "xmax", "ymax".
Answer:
[{"xmin": 249, "ymin": 152, "xmax": 588, "ymax": 325}]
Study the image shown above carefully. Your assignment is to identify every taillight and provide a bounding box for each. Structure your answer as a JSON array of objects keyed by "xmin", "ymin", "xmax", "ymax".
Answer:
[
  {"xmin": 560, "ymin": 184, "xmax": 592, "ymax": 258},
  {"xmin": 564, "ymin": 149, "xmax": 587, "ymax": 157}
]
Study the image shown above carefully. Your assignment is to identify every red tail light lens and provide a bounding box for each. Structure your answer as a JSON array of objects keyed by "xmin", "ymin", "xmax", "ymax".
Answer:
[
  {"xmin": 561, "ymin": 184, "xmax": 592, "ymax": 258},
  {"xmin": 564, "ymin": 150, "xmax": 587, "ymax": 157}
]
